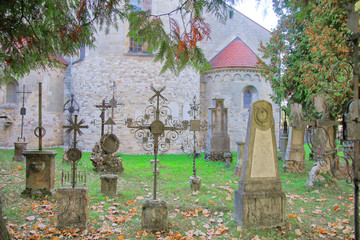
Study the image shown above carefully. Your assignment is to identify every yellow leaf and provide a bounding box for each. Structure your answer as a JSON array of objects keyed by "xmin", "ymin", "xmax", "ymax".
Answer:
[
  {"xmin": 226, "ymin": 195, "xmax": 231, "ymax": 201},
  {"xmin": 316, "ymin": 228, "xmax": 327, "ymax": 234},
  {"xmin": 17, "ymin": 166, "xmax": 23, "ymax": 170},
  {"xmin": 295, "ymin": 229, "xmax": 302, "ymax": 236},
  {"xmin": 191, "ymin": 220, "xmax": 195, "ymax": 226},
  {"xmin": 117, "ymin": 235, "xmax": 125, "ymax": 240},
  {"xmin": 237, "ymin": 226, "xmax": 242, "ymax": 232}
]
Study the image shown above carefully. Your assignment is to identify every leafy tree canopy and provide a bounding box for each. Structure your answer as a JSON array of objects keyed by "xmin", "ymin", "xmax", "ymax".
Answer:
[
  {"xmin": 0, "ymin": 0, "xmax": 237, "ymax": 82},
  {"xmin": 258, "ymin": 0, "xmax": 355, "ymax": 119}
]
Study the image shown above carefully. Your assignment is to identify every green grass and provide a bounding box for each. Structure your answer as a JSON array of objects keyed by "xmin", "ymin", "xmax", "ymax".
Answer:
[{"xmin": 0, "ymin": 147, "xmax": 355, "ymax": 239}]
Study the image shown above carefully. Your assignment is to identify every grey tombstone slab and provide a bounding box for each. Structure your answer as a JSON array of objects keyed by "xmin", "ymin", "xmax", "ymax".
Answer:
[
  {"xmin": 206, "ymin": 98, "xmax": 232, "ymax": 162},
  {"xmin": 234, "ymin": 100, "xmax": 285, "ymax": 228},
  {"xmin": 235, "ymin": 141, "xmax": 245, "ymax": 176},
  {"xmin": 284, "ymin": 103, "xmax": 305, "ymax": 173}
]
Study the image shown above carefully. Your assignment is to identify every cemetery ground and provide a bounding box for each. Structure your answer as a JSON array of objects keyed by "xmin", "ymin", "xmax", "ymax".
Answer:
[{"xmin": 0, "ymin": 147, "xmax": 355, "ymax": 240}]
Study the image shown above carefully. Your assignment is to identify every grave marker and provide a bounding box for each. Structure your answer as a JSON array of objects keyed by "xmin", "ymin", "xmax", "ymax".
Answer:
[{"xmin": 234, "ymin": 100, "xmax": 285, "ymax": 228}]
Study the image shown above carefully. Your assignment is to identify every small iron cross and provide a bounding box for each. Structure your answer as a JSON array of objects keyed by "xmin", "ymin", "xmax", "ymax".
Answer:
[
  {"xmin": 108, "ymin": 81, "xmax": 124, "ymax": 133},
  {"xmin": 95, "ymin": 99, "xmax": 111, "ymax": 137},
  {"xmin": 63, "ymin": 115, "xmax": 88, "ymax": 188},
  {"xmin": 16, "ymin": 84, "xmax": 31, "ymax": 141},
  {"xmin": 127, "ymin": 86, "xmax": 188, "ymax": 199}
]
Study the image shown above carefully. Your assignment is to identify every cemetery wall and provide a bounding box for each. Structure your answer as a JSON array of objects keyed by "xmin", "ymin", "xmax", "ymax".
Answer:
[{"xmin": 0, "ymin": 69, "xmax": 66, "ymax": 149}]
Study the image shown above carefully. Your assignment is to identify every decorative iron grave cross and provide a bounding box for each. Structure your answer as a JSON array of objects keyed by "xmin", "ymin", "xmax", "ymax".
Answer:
[
  {"xmin": 298, "ymin": 4, "xmax": 360, "ymax": 238},
  {"xmin": 95, "ymin": 99, "xmax": 111, "ymax": 137},
  {"xmin": 16, "ymin": 85, "xmax": 31, "ymax": 141},
  {"xmin": 126, "ymin": 86, "xmax": 188, "ymax": 199},
  {"xmin": 107, "ymin": 81, "xmax": 124, "ymax": 133},
  {"xmin": 62, "ymin": 115, "xmax": 88, "ymax": 188},
  {"xmin": 63, "ymin": 94, "xmax": 80, "ymax": 117},
  {"xmin": 181, "ymin": 96, "xmax": 208, "ymax": 177},
  {"xmin": 34, "ymin": 82, "xmax": 46, "ymax": 151}
]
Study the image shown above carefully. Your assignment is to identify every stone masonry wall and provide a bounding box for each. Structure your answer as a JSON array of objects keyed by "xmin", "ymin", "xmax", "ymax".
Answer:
[
  {"xmin": 200, "ymin": 67, "xmax": 280, "ymax": 152},
  {"xmin": 0, "ymin": 69, "xmax": 65, "ymax": 149}
]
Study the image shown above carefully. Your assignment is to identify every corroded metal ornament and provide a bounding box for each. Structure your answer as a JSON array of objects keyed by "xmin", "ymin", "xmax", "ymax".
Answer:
[{"xmin": 100, "ymin": 133, "xmax": 120, "ymax": 154}]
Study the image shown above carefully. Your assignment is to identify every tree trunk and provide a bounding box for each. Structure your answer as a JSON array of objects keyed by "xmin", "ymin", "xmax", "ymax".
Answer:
[{"xmin": 0, "ymin": 190, "xmax": 10, "ymax": 240}]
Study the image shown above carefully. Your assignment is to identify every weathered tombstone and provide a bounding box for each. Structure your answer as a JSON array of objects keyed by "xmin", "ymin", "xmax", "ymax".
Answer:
[
  {"xmin": 22, "ymin": 82, "xmax": 57, "ymax": 198},
  {"xmin": 13, "ymin": 85, "xmax": 31, "ymax": 162},
  {"xmin": 127, "ymin": 86, "xmax": 188, "ymax": 231},
  {"xmin": 283, "ymin": 103, "xmax": 306, "ymax": 173},
  {"xmin": 234, "ymin": 141, "xmax": 245, "ymax": 176},
  {"xmin": 100, "ymin": 174, "xmax": 118, "ymax": 196},
  {"xmin": 279, "ymin": 115, "xmax": 288, "ymax": 160},
  {"xmin": 206, "ymin": 98, "xmax": 232, "ymax": 162},
  {"xmin": 57, "ymin": 115, "xmax": 89, "ymax": 229},
  {"xmin": 234, "ymin": 100, "xmax": 285, "ymax": 228}
]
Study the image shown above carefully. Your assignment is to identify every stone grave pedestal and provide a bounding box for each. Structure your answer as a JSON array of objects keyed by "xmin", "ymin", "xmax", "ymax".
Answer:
[
  {"xmin": 206, "ymin": 98, "xmax": 231, "ymax": 162},
  {"xmin": 284, "ymin": 126, "xmax": 305, "ymax": 173},
  {"xmin": 13, "ymin": 142, "xmax": 28, "ymax": 162},
  {"xmin": 57, "ymin": 187, "xmax": 89, "ymax": 229},
  {"xmin": 100, "ymin": 174, "xmax": 118, "ymax": 196},
  {"xmin": 141, "ymin": 198, "xmax": 168, "ymax": 231},
  {"xmin": 279, "ymin": 132, "xmax": 288, "ymax": 160},
  {"xmin": 234, "ymin": 100, "xmax": 285, "ymax": 228},
  {"xmin": 235, "ymin": 141, "xmax": 245, "ymax": 176},
  {"xmin": 21, "ymin": 150, "xmax": 57, "ymax": 197},
  {"xmin": 189, "ymin": 176, "xmax": 201, "ymax": 191}
]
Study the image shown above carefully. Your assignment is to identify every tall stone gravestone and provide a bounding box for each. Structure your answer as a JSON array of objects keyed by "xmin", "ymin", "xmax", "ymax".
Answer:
[
  {"xmin": 234, "ymin": 100, "xmax": 285, "ymax": 228},
  {"xmin": 206, "ymin": 98, "xmax": 232, "ymax": 162},
  {"xmin": 283, "ymin": 103, "xmax": 306, "ymax": 173}
]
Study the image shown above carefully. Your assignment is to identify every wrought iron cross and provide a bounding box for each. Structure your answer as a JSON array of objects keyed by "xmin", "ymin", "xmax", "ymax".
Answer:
[
  {"xmin": 181, "ymin": 96, "xmax": 202, "ymax": 177},
  {"xmin": 95, "ymin": 99, "xmax": 111, "ymax": 137},
  {"xmin": 127, "ymin": 86, "xmax": 188, "ymax": 199},
  {"xmin": 108, "ymin": 81, "xmax": 124, "ymax": 133},
  {"xmin": 34, "ymin": 82, "xmax": 46, "ymax": 151},
  {"xmin": 63, "ymin": 94, "xmax": 80, "ymax": 116},
  {"xmin": 63, "ymin": 115, "xmax": 88, "ymax": 188},
  {"xmin": 16, "ymin": 84, "xmax": 31, "ymax": 141}
]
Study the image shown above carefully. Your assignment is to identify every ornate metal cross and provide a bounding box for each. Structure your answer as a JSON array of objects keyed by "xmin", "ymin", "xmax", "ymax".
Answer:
[
  {"xmin": 95, "ymin": 99, "xmax": 111, "ymax": 137},
  {"xmin": 63, "ymin": 94, "xmax": 80, "ymax": 116},
  {"xmin": 181, "ymin": 96, "xmax": 203, "ymax": 177},
  {"xmin": 34, "ymin": 82, "xmax": 46, "ymax": 151},
  {"xmin": 63, "ymin": 115, "xmax": 88, "ymax": 188},
  {"xmin": 108, "ymin": 81, "xmax": 124, "ymax": 133},
  {"xmin": 127, "ymin": 86, "xmax": 188, "ymax": 199},
  {"xmin": 16, "ymin": 84, "xmax": 31, "ymax": 141}
]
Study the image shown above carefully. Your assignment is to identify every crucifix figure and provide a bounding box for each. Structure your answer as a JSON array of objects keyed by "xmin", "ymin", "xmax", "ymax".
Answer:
[
  {"xmin": 16, "ymin": 85, "xmax": 31, "ymax": 141},
  {"xmin": 127, "ymin": 86, "xmax": 188, "ymax": 199},
  {"xmin": 63, "ymin": 115, "xmax": 88, "ymax": 188},
  {"xmin": 95, "ymin": 99, "xmax": 111, "ymax": 137}
]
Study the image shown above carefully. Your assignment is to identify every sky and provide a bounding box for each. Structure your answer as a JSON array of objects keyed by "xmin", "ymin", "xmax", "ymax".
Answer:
[{"xmin": 235, "ymin": 0, "xmax": 279, "ymax": 31}]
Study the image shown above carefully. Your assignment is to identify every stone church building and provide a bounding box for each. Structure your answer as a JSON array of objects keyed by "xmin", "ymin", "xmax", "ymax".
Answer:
[{"xmin": 0, "ymin": 1, "xmax": 279, "ymax": 154}]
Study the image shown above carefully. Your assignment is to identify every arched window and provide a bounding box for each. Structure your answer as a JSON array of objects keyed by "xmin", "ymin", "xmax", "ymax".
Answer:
[
  {"xmin": 243, "ymin": 89, "xmax": 252, "ymax": 109},
  {"xmin": 6, "ymin": 82, "xmax": 18, "ymax": 104}
]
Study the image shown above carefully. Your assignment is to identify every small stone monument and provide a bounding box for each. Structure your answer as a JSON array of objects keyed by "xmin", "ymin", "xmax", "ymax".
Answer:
[
  {"xmin": 234, "ymin": 100, "xmax": 285, "ymax": 228},
  {"xmin": 206, "ymin": 98, "xmax": 232, "ymax": 162},
  {"xmin": 234, "ymin": 141, "xmax": 245, "ymax": 176},
  {"xmin": 283, "ymin": 103, "xmax": 306, "ymax": 173},
  {"xmin": 22, "ymin": 82, "xmax": 57, "ymax": 198},
  {"xmin": 13, "ymin": 85, "xmax": 31, "ymax": 162},
  {"xmin": 57, "ymin": 115, "xmax": 89, "ymax": 229},
  {"xmin": 100, "ymin": 174, "xmax": 118, "ymax": 196},
  {"xmin": 127, "ymin": 86, "xmax": 188, "ymax": 232}
]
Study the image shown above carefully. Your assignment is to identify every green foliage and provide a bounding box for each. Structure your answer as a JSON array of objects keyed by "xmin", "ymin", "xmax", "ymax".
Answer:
[
  {"xmin": 0, "ymin": 0, "xmax": 239, "ymax": 82},
  {"xmin": 259, "ymin": 0, "xmax": 354, "ymax": 119}
]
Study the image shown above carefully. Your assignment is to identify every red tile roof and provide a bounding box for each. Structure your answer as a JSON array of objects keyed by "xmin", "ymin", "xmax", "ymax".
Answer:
[{"xmin": 209, "ymin": 37, "xmax": 258, "ymax": 69}]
